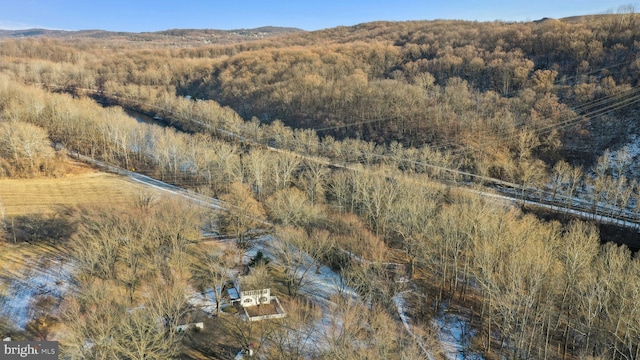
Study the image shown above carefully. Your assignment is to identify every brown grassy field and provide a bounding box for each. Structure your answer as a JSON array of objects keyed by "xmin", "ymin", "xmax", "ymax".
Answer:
[
  {"xmin": 0, "ymin": 160, "xmax": 167, "ymax": 336},
  {"xmin": 0, "ymin": 160, "xmax": 157, "ymax": 216},
  {"xmin": 0, "ymin": 159, "xmax": 159, "ymax": 276}
]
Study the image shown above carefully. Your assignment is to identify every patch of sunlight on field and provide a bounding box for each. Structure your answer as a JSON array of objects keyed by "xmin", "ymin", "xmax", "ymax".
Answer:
[
  {"xmin": 0, "ymin": 168, "xmax": 157, "ymax": 216},
  {"xmin": 0, "ymin": 242, "xmax": 62, "ymax": 279}
]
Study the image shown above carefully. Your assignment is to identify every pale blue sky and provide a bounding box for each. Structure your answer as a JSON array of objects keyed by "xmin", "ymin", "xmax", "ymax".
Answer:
[{"xmin": 0, "ymin": 0, "xmax": 637, "ymax": 32}]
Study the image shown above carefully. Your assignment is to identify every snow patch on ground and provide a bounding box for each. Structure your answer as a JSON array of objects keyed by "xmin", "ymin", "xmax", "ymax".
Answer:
[
  {"xmin": 394, "ymin": 292, "xmax": 435, "ymax": 360},
  {"xmin": 298, "ymin": 259, "xmax": 357, "ymax": 302},
  {"xmin": 605, "ymin": 134, "xmax": 640, "ymax": 180},
  {"xmin": 394, "ymin": 293, "xmax": 485, "ymax": 360},
  {"xmin": 0, "ymin": 258, "xmax": 74, "ymax": 329},
  {"xmin": 299, "ymin": 264, "xmax": 359, "ymax": 355},
  {"xmin": 187, "ymin": 287, "xmax": 220, "ymax": 314},
  {"xmin": 433, "ymin": 306, "xmax": 484, "ymax": 360}
]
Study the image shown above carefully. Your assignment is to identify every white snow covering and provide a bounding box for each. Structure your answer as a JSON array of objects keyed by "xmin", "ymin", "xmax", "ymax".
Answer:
[
  {"xmin": 605, "ymin": 135, "xmax": 640, "ymax": 179},
  {"xmin": 433, "ymin": 306, "xmax": 484, "ymax": 360},
  {"xmin": 298, "ymin": 258, "xmax": 358, "ymax": 302},
  {"xmin": 394, "ymin": 293, "xmax": 485, "ymax": 360},
  {"xmin": 394, "ymin": 292, "xmax": 435, "ymax": 360},
  {"xmin": 0, "ymin": 258, "xmax": 74, "ymax": 329},
  {"xmin": 187, "ymin": 286, "xmax": 221, "ymax": 314}
]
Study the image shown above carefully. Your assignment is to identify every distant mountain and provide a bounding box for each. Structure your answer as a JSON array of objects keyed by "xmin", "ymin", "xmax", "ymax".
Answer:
[{"xmin": 0, "ymin": 27, "xmax": 304, "ymax": 44}]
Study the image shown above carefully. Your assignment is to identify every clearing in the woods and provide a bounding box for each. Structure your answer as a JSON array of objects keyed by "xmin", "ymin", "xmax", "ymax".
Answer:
[{"xmin": 0, "ymin": 160, "xmax": 154, "ymax": 216}]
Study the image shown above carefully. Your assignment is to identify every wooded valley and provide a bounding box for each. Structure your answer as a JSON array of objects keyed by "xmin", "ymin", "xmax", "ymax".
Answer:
[{"xmin": 1, "ymin": 13, "xmax": 640, "ymax": 359}]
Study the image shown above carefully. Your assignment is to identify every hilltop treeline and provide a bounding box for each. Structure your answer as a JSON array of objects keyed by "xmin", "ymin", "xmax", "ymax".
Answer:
[{"xmin": 1, "ymin": 15, "xmax": 639, "ymax": 172}]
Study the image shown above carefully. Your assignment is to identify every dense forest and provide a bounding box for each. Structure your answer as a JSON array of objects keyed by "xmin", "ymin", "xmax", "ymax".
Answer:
[{"xmin": 1, "ymin": 12, "xmax": 640, "ymax": 360}]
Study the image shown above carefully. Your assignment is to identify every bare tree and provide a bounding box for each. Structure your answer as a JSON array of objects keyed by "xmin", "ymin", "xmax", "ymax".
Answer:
[
  {"xmin": 265, "ymin": 187, "xmax": 324, "ymax": 230},
  {"xmin": 292, "ymin": 128, "xmax": 319, "ymax": 156},
  {"xmin": 388, "ymin": 186, "xmax": 439, "ymax": 281},
  {"xmin": 146, "ymin": 277, "xmax": 192, "ymax": 338},
  {"xmin": 113, "ymin": 304, "xmax": 182, "ymax": 360},
  {"xmin": 354, "ymin": 167, "xmax": 399, "ymax": 237},
  {"xmin": 328, "ymin": 170, "xmax": 356, "ymax": 213},
  {"xmin": 191, "ymin": 246, "xmax": 241, "ymax": 314},
  {"xmin": 60, "ymin": 281, "xmax": 122, "ymax": 359},
  {"xmin": 320, "ymin": 295, "xmax": 422, "ymax": 360},
  {"xmin": 117, "ymin": 238, "xmax": 154, "ymax": 305},
  {"xmin": 264, "ymin": 298, "xmax": 322, "ymax": 359},
  {"xmin": 0, "ymin": 121, "xmax": 54, "ymax": 175},
  {"xmin": 220, "ymin": 309, "xmax": 281, "ymax": 356},
  {"xmin": 218, "ymin": 182, "xmax": 267, "ymax": 247},
  {"xmin": 296, "ymin": 160, "xmax": 329, "ymax": 206},
  {"xmin": 99, "ymin": 107, "xmax": 136, "ymax": 169},
  {"xmin": 71, "ymin": 206, "xmax": 123, "ymax": 280},
  {"xmin": 273, "ymin": 226, "xmax": 317, "ymax": 296},
  {"xmin": 271, "ymin": 152, "xmax": 301, "ymax": 193},
  {"xmin": 244, "ymin": 149, "xmax": 274, "ymax": 200}
]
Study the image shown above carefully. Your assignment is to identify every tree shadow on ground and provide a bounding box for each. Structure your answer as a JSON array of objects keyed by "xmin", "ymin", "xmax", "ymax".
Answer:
[
  {"xmin": 5, "ymin": 209, "xmax": 76, "ymax": 244},
  {"xmin": 180, "ymin": 312, "xmax": 241, "ymax": 360}
]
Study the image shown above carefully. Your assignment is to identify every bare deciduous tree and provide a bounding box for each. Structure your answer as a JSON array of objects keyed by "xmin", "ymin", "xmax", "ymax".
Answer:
[
  {"xmin": 218, "ymin": 182, "xmax": 267, "ymax": 247},
  {"xmin": 265, "ymin": 187, "xmax": 324, "ymax": 230},
  {"xmin": 191, "ymin": 246, "xmax": 241, "ymax": 314},
  {"xmin": 0, "ymin": 121, "xmax": 54, "ymax": 176},
  {"xmin": 273, "ymin": 226, "xmax": 317, "ymax": 297}
]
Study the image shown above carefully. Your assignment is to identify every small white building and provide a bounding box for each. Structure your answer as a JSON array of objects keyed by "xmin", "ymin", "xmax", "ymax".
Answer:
[
  {"xmin": 233, "ymin": 280, "xmax": 286, "ymax": 321},
  {"xmin": 239, "ymin": 288, "xmax": 271, "ymax": 307}
]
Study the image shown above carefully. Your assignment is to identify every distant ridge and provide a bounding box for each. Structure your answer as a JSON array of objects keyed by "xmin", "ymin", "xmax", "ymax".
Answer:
[
  {"xmin": 0, "ymin": 28, "xmax": 82, "ymax": 38},
  {"xmin": 156, "ymin": 26, "xmax": 302, "ymax": 36},
  {"xmin": 0, "ymin": 27, "xmax": 304, "ymax": 43}
]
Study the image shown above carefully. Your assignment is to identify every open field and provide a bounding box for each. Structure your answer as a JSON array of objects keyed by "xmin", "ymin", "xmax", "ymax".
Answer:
[
  {"xmin": 0, "ymin": 160, "xmax": 169, "ymax": 333},
  {"xmin": 0, "ymin": 161, "xmax": 157, "ymax": 216}
]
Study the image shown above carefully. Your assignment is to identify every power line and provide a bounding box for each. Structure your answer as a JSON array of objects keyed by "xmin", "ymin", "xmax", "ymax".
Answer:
[{"xmin": 35, "ymin": 77, "xmax": 640, "ymax": 225}]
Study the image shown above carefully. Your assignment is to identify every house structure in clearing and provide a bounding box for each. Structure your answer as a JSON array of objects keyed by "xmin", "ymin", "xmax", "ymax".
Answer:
[{"xmin": 233, "ymin": 279, "xmax": 286, "ymax": 321}]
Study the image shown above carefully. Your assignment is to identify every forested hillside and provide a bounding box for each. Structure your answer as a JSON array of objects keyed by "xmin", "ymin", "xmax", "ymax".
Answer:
[{"xmin": 1, "ymin": 14, "xmax": 640, "ymax": 360}]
